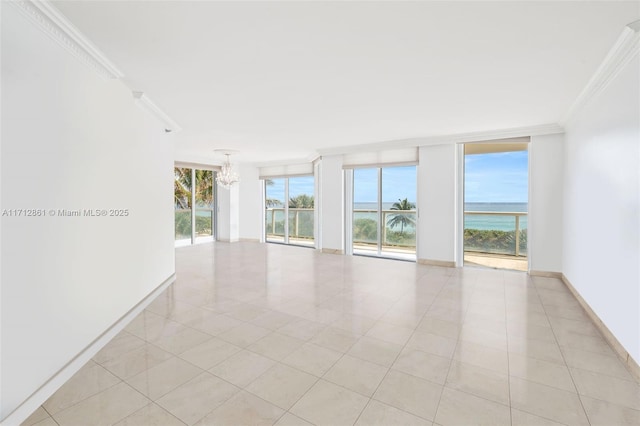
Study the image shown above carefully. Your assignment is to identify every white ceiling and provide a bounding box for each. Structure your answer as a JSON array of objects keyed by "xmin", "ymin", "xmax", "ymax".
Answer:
[{"xmin": 53, "ymin": 1, "xmax": 639, "ymax": 164}]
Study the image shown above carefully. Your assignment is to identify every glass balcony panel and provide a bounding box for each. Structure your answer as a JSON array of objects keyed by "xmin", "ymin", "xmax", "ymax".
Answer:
[
  {"xmin": 382, "ymin": 210, "xmax": 417, "ymax": 253},
  {"xmin": 175, "ymin": 209, "xmax": 192, "ymax": 241},
  {"xmin": 195, "ymin": 170, "xmax": 214, "ymax": 240},
  {"xmin": 288, "ymin": 209, "xmax": 314, "ymax": 246},
  {"xmin": 464, "ymin": 212, "xmax": 527, "ymax": 257},
  {"xmin": 265, "ymin": 178, "xmax": 286, "ymax": 243},
  {"xmin": 353, "ymin": 210, "xmax": 378, "ymax": 254},
  {"xmin": 195, "ymin": 209, "xmax": 213, "ymax": 237},
  {"xmin": 381, "ymin": 166, "xmax": 417, "ymax": 258},
  {"xmin": 288, "ymin": 176, "xmax": 315, "ymax": 246},
  {"xmin": 174, "ymin": 167, "xmax": 192, "ymax": 242}
]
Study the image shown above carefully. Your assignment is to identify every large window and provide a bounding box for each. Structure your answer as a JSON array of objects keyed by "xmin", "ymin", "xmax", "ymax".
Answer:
[
  {"xmin": 350, "ymin": 166, "xmax": 417, "ymax": 260},
  {"xmin": 174, "ymin": 167, "xmax": 192, "ymax": 243},
  {"xmin": 463, "ymin": 143, "xmax": 528, "ymax": 271},
  {"xmin": 174, "ymin": 167, "xmax": 216, "ymax": 246},
  {"xmin": 265, "ymin": 176, "xmax": 315, "ymax": 247}
]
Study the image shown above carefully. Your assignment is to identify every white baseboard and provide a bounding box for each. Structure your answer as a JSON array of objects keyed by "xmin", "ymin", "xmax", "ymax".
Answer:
[
  {"xmin": 561, "ymin": 273, "xmax": 640, "ymax": 382},
  {"xmin": 239, "ymin": 238, "xmax": 260, "ymax": 243},
  {"xmin": 417, "ymin": 258, "xmax": 456, "ymax": 267},
  {"xmin": 321, "ymin": 248, "xmax": 344, "ymax": 255},
  {"xmin": 529, "ymin": 270, "xmax": 563, "ymax": 278},
  {"xmin": 2, "ymin": 273, "xmax": 176, "ymax": 426}
]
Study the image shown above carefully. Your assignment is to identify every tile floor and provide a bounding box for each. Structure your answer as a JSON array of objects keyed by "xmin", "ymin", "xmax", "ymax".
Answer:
[{"xmin": 23, "ymin": 242, "xmax": 640, "ymax": 426}]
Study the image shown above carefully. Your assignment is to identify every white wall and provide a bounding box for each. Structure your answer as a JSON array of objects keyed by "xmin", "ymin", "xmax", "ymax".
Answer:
[
  {"xmin": 238, "ymin": 164, "xmax": 262, "ymax": 241},
  {"xmin": 319, "ymin": 155, "xmax": 344, "ymax": 253},
  {"xmin": 1, "ymin": 5, "xmax": 175, "ymax": 421},
  {"xmin": 529, "ymin": 134, "xmax": 564, "ymax": 273},
  {"xmin": 217, "ymin": 183, "xmax": 240, "ymax": 242},
  {"xmin": 563, "ymin": 54, "xmax": 640, "ymax": 364},
  {"xmin": 417, "ymin": 144, "xmax": 457, "ymax": 264}
]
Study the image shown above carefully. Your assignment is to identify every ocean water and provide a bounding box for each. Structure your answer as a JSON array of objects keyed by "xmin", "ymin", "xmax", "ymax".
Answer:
[
  {"xmin": 465, "ymin": 202, "xmax": 527, "ymax": 232},
  {"xmin": 352, "ymin": 202, "xmax": 527, "ymax": 232},
  {"xmin": 353, "ymin": 202, "xmax": 417, "ymax": 234}
]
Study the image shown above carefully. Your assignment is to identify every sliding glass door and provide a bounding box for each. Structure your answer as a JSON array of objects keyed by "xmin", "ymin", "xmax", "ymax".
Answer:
[
  {"xmin": 265, "ymin": 178, "xmax": 286, "ymax": 243},
  {"xmin": 194, "ymin": 170, "xmax": 214, "ymax": 243},
  {"xmin": 353, "ymin": 168, "xmax": 379, "ymax": 255},
  {"xmin": 463, "ymin": 143, "xmax": 528, "ymax": 271},
  {"xmin": 288, "ymin": 176, "xmax": 315, "ymax": 246},
  {"xmin": 351, "ymin": 166, "xmax": 416, "ymax": 260},
  {"xmin": 265, "ymin": 176, "xmax": 315, "ymax": 247},
  {"xmin": 174, "ymin": 167, "xmax": 216, "ymax": 246},
  {"xmin": 174, "ymin": 167, "xmax": 193, "ymax": 245},
  {"xmin": 381, "ymin": 167, "xmax": 417, "ymax": 258}
]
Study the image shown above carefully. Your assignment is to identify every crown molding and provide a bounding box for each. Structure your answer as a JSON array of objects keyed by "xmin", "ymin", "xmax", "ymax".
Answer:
[
  {"xmin": 252, "ymin": 152, "xmax": 319, "ymax": 168},
  {"xmin": 317, "ymin": 123, "xmax": 563, "ymax": 156},
  {"xmin": 9, "ymin": 0, "xmax": 124, "ymax": 79},
  {"xmin": 174, "ymin": 153, "xmax": 221, "ymax": 167},
  {"xmin": 132, "ymin": 92, "xmax": 182, "ymax": 133},
  {"xmin": 561, "ymin": 20, "xmax": 640, "ymax": 125}
]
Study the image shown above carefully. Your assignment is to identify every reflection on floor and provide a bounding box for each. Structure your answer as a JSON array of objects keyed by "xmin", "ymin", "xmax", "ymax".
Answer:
[
  {"xmin": 23, "ymin": 242, "xmax": 639, "ymax": 426},
  {"xmin": 465, "ymin": 252, "xmax": 528, "ymax": 272},
  {"xmin": 265, "ymin": 236, "xmax": 315, "ymax": 247}
]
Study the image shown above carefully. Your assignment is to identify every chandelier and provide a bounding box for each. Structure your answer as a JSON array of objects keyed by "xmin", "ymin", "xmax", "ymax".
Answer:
[{"xmin": 216, "ymin": 153, "xmax": 239, "ymax": 189}]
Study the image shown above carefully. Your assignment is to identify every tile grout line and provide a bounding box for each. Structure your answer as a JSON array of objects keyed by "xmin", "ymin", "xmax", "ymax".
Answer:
[
  {"xmin": 353, "ymin": 268, "xmax": 456, "ymax": 425},
  {"xmin": 43, "ymin": 364, "xmax": 125, "ymax": 422},
  {"xmin": 40, "ymin": 405, "xmax": 60, "ymax": 426},
  {"xmin": 347, "ymin": 267, "xmax": 448, "ymax": 425},
  {"xmin": 269, "ymin": 300, "xmax": 369, "ymax": 424},
  {"xmin": 46, "ymin": 245, "xmax": 633, "ymax": 426},
  {"xmin": 531, "ymin": 276, "xmax": 593, "ymax": 426},
  {"xmin": 502, "ymin": 273, "xmax": 514, "ymax": 426},
  {"xmin": 431, "ymin": 270, "xmax": 479, "ymax": 424},
  {"xmin": 229, "ymin": 274, "xmax": 384, "ymax": 425}
]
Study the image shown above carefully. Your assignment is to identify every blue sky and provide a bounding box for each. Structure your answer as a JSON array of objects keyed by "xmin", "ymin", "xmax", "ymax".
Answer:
[
  {"xmin": 465, "ymin": 151, "xmax": 528, "ymax": 203},
  {"xmin": 265, "ymin": 167, "xmax": 418, "ymax": 203},
  {"xmin": 266, "ymin": 176, "xmax": 314, "ymax": 202},
  {"xmin": 265, "ymin": 152, "xmax": 528, "ymax": 204},
  {"xmin": 354, "ymin": 166, "xmax": 417, "ymax": 203}
]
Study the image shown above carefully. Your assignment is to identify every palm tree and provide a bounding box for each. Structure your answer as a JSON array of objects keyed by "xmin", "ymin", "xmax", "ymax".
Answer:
[
  {"xmin": 174, "ymin": 168, "xmax": 215, "ymax": 237},
  {"xmin": 174, "ymin": 168, "xmax": 214, "ymax": 209},
  {"xmin": 174, "ymin": 167, "xmax": 192, "ymax": 209},
  {"xmin": 194, "ymin": 169, "xmax": 213, "ymax": 206},
  {"xmin": 387, "ymin": 198, "xmax": 416, "ymax": 235},
  {"xmin": 264, "ymin": 178, "xmax": 281, "ymax": 207},
  {"xmin": 289, "ymin": 194, "xmax": 314, "ymax": 208}
]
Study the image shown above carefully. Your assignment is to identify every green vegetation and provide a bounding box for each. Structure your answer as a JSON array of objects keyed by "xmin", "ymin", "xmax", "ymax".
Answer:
[
  {"xmin": 265, "ymin": 195, "xmax": 315, "ymax": 239},
  {"xmin": 174, "ymin": 168, "xmax": 214, "ymax": 239},
  {"xmin": 464, "ymin": 228, "xmax": 527, "ymax": 255},
  {"xmin": 353, "ymin": 217, "xmax": 416, "ymax": 247},
  {"xmin": 387, "ymin": 198, "xmax": 416, "ymax": 235},
  {"xmin": 386, "ymin": 229, "xmax": 416, "ymax": 247},
  {"xmin": 264, "ymin": 178, "xmax": 281, "ymax": 207},
  {"xmin": 265, "ymin": 194, "xmax": 315, "ymax": 239},
  {"xmin": 289, "ymin": 210, "xmax": 314, "ymax": 238},
  {"xmin": 289, "ymin": 194, "xmax": 314, "ymax": 208},
  {"xmin": 354, "ymin": 218, "xmax": 377, "ymax": 243},
  {"xmin": 175, "ymin": 168, "xmax": 213, "ymax": 209},
  {"xmin": 175, "ymin": 211, "xmax": 213, "ymax": 239}
]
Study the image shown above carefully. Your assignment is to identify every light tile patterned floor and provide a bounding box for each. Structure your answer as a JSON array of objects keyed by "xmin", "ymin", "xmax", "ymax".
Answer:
[{"xmin": 23, "ymin": 242, "xmax": 640, "ymax": 426}]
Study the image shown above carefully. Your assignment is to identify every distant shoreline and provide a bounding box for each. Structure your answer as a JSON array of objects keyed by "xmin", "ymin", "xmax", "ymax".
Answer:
[{"xmin": 353, "ymin": 201, "xmax": 528, "ymax": 212}]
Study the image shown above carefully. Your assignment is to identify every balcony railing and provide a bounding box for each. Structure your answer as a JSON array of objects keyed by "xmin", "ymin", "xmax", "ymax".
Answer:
[
  {"xmin": 265, "ymin": 208, "xmax": 314, "ymax": 242},
  {"xmin": 352, "ymin": 209, "xmax": 417, "ymax": 249},
  {"xmin": 265, "ymin": 208, "xmax": 525, "ymax": 257},
  {"xmin": 266, "ymin": 208, "xmax": 417, "ymax": 252},
  {"xmin": 175, "ymin": 208, "xmax": 214, "ymax": 240},
  {"xmin": 464, "ymin": 211, "xmax": 527, "ymax": 257}
]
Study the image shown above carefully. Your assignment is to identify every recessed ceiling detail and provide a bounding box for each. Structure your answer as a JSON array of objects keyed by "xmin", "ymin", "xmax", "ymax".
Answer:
[
  {"xmin": 49, "ymin": 1, "xmax": 640, "ymax": 163},
  {"xmin": 10, "ymin": 0, "xmax": 123, "ymax": 79}
]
